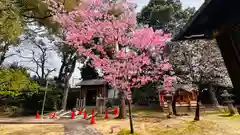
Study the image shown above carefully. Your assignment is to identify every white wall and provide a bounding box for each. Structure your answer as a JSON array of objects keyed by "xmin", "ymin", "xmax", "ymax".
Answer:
[{"xmin": 108, "ymin": 88, "xmax": 119, "ymax": 98}]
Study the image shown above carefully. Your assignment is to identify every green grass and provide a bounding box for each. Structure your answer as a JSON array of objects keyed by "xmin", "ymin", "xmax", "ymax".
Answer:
[
  {"xmin": 149, "ymin": 121, "xmax": 214, "ymax": 135},
  {"xmin": 117, "ymin": 129, "xmax": 140, "ymax": 135},
  {"xmin": 142, "ymin": 109, "xmax": 154, "ymax": 115},
  {"xmin": 229, "ymin": 115, "xmax": 240, "ymax": 119},
  {"xmin": 131, "ymin": 107, "xmax": 161, "ymax": 115},
  {"xmin": 217, "ymin": 112, "xmax": 240, "ymax": 119}
]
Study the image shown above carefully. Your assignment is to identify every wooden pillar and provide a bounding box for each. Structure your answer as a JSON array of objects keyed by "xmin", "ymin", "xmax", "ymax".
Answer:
[
  {"xmin": 216, "ymin": 26, "xmax": 240, "ymax": 104},
  {"xmin": 83, "ymin": 87, "xmax": 86, "ymax": 107},
  {"xmin": 104, "ymin": 84, "xmax": 107, "ymax": 98}
]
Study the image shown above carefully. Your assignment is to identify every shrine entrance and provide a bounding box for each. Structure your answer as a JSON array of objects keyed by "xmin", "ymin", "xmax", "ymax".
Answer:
[{"xmin": 86, "ymin": 90, "xmax": 97, "ymax": 106}]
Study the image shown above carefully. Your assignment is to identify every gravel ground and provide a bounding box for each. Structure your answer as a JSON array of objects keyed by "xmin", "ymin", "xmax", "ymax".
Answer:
[{"xmin": 64, "ymin": 121, "xmax": 102, "ymax": 135}]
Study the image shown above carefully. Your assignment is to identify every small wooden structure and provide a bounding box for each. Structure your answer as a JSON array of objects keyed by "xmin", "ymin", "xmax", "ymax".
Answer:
[
  {"xmin": 160, "ymin": 88, "xmax": 197, "ymax": 108},
  {"xmin": 75, "ymin": 79, "xmax": 108, "ymax": 113},
  {"xmin": 174, "ymin": 89, "xmax": 197, "ymax": 107}
]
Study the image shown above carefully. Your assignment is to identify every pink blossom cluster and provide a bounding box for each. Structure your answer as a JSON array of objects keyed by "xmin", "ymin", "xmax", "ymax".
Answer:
[
  {"xmin": 48, "ymin": 0, "xmax": 175, "ymax": 95},
  {"xmin": 163, "ymin": 75, "xmax": 177, "ymax": 91}
]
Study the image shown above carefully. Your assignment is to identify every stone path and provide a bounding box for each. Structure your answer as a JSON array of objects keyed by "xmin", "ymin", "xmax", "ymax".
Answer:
[{"xmin": 64, "ymin": 120, "xmax": 102, "ymax": 135}]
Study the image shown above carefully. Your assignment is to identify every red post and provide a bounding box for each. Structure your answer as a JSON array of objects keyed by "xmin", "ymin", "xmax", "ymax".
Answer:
[
  {"xmin": 71, "ymin": 111, "xmax": 75, "ymax": 119},
  {"xmin": 105, "ymin": 108, "xmax": 109, "ymax": 119},
  {"xmin": 83, "ymin": 111, "xmax": 87, "ymax": 119},
  {"xmin": 91, "ymin": 108, "xmax": 95, "ymax": 124},
  {"xmin": 160, "ymin": 94, "xmax": 164, "ymax": 105},
  {"xmin": 36, "ymin": 111, "xmax": 40, "ymax": 119}
]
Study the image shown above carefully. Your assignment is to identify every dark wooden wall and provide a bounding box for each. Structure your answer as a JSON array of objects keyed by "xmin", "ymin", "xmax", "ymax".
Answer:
[
  {"xmin": 216, "ymin": 25, "xmax": 240, "ymax": 104},
  {"xmin": 80, "ymin": 85, "xmax": 108, "ymax": 98}
]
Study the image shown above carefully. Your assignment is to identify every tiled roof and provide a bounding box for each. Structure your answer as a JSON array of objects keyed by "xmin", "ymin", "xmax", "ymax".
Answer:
[{"xmin": 76, "ymin": 79, "xmax": 105, "ymax": 86}]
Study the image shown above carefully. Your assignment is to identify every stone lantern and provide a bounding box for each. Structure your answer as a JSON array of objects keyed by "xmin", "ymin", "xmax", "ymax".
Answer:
[
  {"xmin": 164, "ymin": 92, "xmax": 173, "ymax": 118},
  {"xmin": 164, "ymin": 92, "xmax": 173, "ymax": 102},
  {"xmin": 221, "ymin": 90, "xmax": 235, "ymax": 115}
]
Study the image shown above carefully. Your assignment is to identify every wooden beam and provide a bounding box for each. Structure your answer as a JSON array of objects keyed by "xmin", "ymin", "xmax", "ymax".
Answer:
[{"xmin": 216, "ymin": 26, "xmax": 240, "ymax": 104}]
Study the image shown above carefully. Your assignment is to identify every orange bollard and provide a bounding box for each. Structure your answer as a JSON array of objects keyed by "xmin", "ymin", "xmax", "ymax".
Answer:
[
  {"xmin": 51, "ymin": 112, "xmax": 56, "ymax": 119},
  {"xmin": 105, "ymin": 109, "xmax": 109, "ymax": 119},
  {"xmin": 36, "ymin": 111, "xmax": 40, "ymax": 119},
  {"xmin": 83, "ymin": 111, "xmax": 87, "ymax": 119},
  {"xmin": 78, "ymin": 108, "xmax": 82, "ymax": 115},
  {"xmin": 71, "ymin": 111, "xmax": 75, "ymax": 119},
  {"xmin": 91, "ymin": 108, "xmax": 95, "ymax": 124},
  {"xmin": 114, "ymin": 107, "xmax": 118, "ymax": 116}
]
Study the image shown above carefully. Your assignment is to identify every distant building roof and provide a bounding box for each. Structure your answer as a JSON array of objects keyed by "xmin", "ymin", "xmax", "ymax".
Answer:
[
  {"xmin": 212, "ymin": 78, "xmax": 233, "ymax": 88},
  {"xmin": 76, "ymin": 79, "xmax": 105, "ymax": 86}
]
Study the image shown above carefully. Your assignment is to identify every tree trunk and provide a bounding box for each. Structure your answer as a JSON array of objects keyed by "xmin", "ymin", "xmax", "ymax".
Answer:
[
  {"xmin": 61, "ymin": 80, "xmax": 70, "ymax": 110},
  {"xmin": 172, "ymin": 100, "xmax": 177, "ymax": 115},
  {"xmin": 118, "ymin": 91, "xmax": 126, "ymax": 119},
  {"xmin": 0, "ymin": 46, "xmax": 7, "ymax": 66},
  {"xmin": 167, "ymin": 101, "xmax": 173, "ymax": 118},
  {"xmin": 208, "ymin": 84, "xmax": 219, "ymax": 107},
  {"xmin": 60, "ymin": 56, "xmax": 77, "ymax": 111},
  {"xmin": 194, "ymin": 92, "xmax": 201, "ymax": 121},
  {"xmin": 0, "ymin": 56, "xmax": 4, "ymax": 66},
  {"xmin": 172, "ymin": 94, "xmax": 179, "ymax": 116},
  {"xmin": 128, "ymin": 100, "xmax": 134, "ymax": 133}
]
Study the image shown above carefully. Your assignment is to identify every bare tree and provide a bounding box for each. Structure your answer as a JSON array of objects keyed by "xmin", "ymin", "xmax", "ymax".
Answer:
[
  {"xmin": 17, "ymin": 27, "xmax": 56, "ymax": 85},
  {"xmin": 0, "ymin": 41, "xmax": 22, "ymax": 66},
  {"xmin": 170, "ymin": 39, "xmax": 232, "ymax": 120}
]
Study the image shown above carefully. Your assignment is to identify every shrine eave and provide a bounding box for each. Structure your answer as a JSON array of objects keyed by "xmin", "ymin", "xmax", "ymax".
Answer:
[{"xmin": 172, "ymin": 0, "xmax": 237, "ymax": 41}]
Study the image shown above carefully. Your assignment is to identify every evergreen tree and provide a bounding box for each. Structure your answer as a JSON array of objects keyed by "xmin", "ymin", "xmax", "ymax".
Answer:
[
  {"xmin": 0, "ymin": 64, "xmax": 39, "ymax": 96},
  {"xmin": 137, "ymin": 0, "xmax": 195, "ymax": 36},
  {"xmin": 80, "ymin": 61, "xmax": 99, "ymax": 80}
]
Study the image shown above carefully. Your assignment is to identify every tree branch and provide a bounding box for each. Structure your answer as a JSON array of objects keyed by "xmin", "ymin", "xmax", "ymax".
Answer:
[
  {"xmin": 22, "ymin": 13, "xmax": 53, "ymax": 20},
  {"xmin": 25, "ymin": 66, "xmax": 41, "ymax": 79},
  {"xmin": 45, "ymin": 68, "xmax": 56, "ymax": 79}
]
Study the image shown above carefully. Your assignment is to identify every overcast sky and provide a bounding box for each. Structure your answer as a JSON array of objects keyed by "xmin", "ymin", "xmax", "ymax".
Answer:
[
  {"xmin": 133, "ymin": 0, "xmax": 204, "ymax": 12},
  {"xmin": 5, "ymin": 0, "xmax": 204, "ymax": 87}
]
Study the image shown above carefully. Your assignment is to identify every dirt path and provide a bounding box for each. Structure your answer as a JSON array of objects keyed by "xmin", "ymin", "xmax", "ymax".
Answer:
[
  {"xmin": 0, "ymin": 118, "xmax": 102, "ymax": 135},
  {"xmin": 203, "ymin": 114, "xmax": 240, "ymax": 135}
]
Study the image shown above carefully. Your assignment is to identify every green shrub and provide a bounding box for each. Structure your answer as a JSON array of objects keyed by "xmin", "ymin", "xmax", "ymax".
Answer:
[
  {"xmin": 105, "ymin": 98, "xmax": 121, "ymax": 108},
  {"xmin": 117, "ymin": 129, "xmax": 140, "ymax": 135},
  {"xmin": 105, "ymin": 100, "xmax": 114, "ymax": 108},
  {"xmin": 3, "ymin": 105, "xmax": 18, "ymax": 116}
]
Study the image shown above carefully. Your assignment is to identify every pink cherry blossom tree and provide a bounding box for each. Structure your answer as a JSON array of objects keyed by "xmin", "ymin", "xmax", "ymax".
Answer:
[{"xmin": 47, "ymin": 0, "xmax": 175, "ymax": 130}]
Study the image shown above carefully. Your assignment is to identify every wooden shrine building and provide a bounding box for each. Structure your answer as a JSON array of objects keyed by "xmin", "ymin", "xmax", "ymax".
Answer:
[
  {"xmin": 173, "ymin": 0, "xmax": 240, "ymax": 104},
  {"xmin": 160, "ymin": 86, "xmax": 197, "ymax": 108},
  {"xmin": 68, "ymin": 79, "xmax": 108, "ymax": 112}
]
